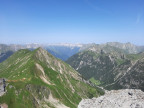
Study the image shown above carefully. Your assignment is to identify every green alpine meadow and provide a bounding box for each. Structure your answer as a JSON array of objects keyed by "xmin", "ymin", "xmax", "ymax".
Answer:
[{"xmin": 0, "ymin": 48, "xmax": 104, "ymax": 108}]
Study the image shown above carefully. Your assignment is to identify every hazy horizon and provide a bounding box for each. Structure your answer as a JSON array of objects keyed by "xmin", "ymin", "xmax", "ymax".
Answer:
[
  {"xmin": 0, "ymin": 0, "xmax": 144, "ymax": 45},
  {"xmin": 1, "ymin": 41, "xmax": 144, "ymax": 46}
]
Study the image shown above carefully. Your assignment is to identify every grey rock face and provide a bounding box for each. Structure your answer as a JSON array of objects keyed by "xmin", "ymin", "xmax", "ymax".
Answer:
[
  {"xmin": 0, "ymin": 78, "xmax": 6, "ymax": 96},
  {"xmin": 78, "ymin": 89, "xmax": 144, "ymax": 108}
]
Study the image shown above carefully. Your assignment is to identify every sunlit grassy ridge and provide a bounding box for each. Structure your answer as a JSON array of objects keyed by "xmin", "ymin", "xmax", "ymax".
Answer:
[{"xmin": 0, "ymin": 48, "xmax": 104, "ymax": 108}]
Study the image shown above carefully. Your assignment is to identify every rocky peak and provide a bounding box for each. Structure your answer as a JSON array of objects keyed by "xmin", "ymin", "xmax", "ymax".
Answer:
[
  {"xmin": 36, "ymin": 47, "xmax": 44, "ymax": 51},
  {"xmin": 34, "ymin": 47, "xmax": 55, "ymax": 63},
  {"xmin": 78, "ymin": 89, "xmax": 144, "ymax": 108},
  {"xmin": 35, "ymin": 47, "xmax": 48, "ymax": 56},
  {"xmin": 34, "ymin": 47, "xmax": 80, "ymax": 80}
]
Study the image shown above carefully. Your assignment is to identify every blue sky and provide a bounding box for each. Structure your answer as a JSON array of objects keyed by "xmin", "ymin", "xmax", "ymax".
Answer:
[{"xmin": 0, "ymin": 0, "xmax": 144, "ymax": 45}]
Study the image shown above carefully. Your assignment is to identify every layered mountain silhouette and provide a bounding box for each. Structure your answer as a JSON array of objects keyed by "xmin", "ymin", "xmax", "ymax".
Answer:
[
  {"xmin": 0, "ymin": 44, "xmax": 82, "ymax": 62},
  {"xmin": 1, "ymin": 42, "xmax": 144, "ymax": 63}
]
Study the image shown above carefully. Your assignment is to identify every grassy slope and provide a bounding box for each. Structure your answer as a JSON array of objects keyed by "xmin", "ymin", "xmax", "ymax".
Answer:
[{"xmin": 0, "ymin": 49, "xmax": 104, "ymax": 108}]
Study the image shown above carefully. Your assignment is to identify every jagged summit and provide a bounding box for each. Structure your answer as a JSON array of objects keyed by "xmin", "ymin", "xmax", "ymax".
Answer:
[
  {"xmin": 34, "ymin": 47, "xmax": 80, "ymax": 79},
  {"xmin": 35, "ymin": 47, "xmax": 55, "ymax": 58},
  {"xmin": 36, "ymin": 47, "xmax": 44, "ymax": 51}
]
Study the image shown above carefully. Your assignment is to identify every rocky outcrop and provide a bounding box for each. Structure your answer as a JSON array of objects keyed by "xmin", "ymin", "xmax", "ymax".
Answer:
[
  {"xmin": 78, "ymin": 89, "xmax": 144, "ymax": 108},
  {"xmin": 0, "ymin": 78, "xmax": 6, "ymax": 97},
  {"xmin": 0, "ymin": 103, "xmax": 8, "ymax": 108}
]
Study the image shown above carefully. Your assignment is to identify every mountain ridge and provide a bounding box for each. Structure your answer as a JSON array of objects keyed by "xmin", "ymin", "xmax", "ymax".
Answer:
[
  {"xmin": 0, "ymin": 47, "xmax": 104, "ymax": 108},
  {"xmin": 1, "ymin": 42, "xmax": 144, "ymax": 62},
  {"xmin": 66, "ymin": 44, "xmax": 144, "ymax": 91}
]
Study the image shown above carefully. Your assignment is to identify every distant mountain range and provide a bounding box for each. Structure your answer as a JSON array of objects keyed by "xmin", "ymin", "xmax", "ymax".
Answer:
[
  {"xmin": 1, "ymin": 42, "xmax": 144, "ymax": 63},
  {"xmin": 0, "ymin": 43, "xmax": 83, "ymax": 62}
]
